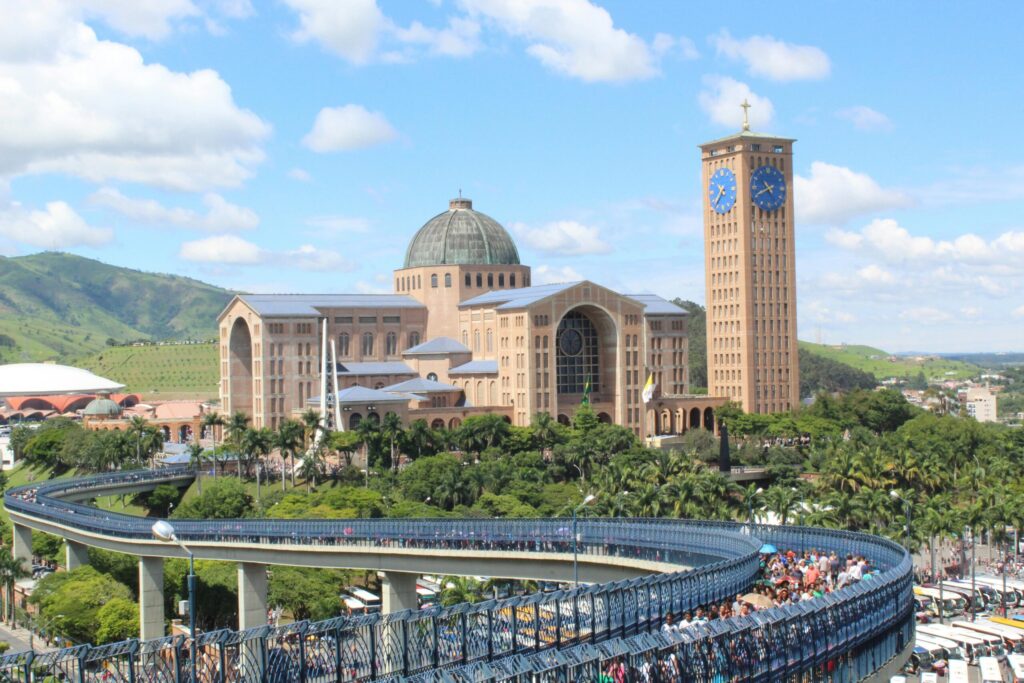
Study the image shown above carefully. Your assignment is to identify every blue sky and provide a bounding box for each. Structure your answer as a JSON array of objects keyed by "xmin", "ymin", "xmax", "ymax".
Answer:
[{"xmin": 1, "ymin": 1, "xmax": 1022, "ymax": 352}]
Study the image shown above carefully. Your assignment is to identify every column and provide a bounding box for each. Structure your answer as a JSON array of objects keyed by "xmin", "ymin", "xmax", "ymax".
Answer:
[
  {"xmin": 139, "ymin": 556, "xmax": 165, "ymax": 641},
  {"xmin": 65, "ymin": 541, "xmax": 89, "ymax": 571},
  {"xmin": 11, "ymin": 524, "xmax": 31, "ymax": 571},
  {"xmin": 237, "ymin": 563, "xmax": 268, "ymax": 630},
  {"xmin": 380, "ymin": 571, "xmax": 418, "ymax": 614}
]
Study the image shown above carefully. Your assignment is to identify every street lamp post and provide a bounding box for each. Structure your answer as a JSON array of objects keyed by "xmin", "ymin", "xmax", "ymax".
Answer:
[
  {"xmin": 152, "ymin": 520, "xmax": 197, "ymax": 680},
  {"xmin": 572, "ymin": 494, "xmax": 596, "ymax": 587}
]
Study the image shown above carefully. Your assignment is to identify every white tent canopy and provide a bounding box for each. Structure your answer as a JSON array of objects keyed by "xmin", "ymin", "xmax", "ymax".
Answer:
[{"xmin": 0, "ymin": 363, "xmax": 124, "ymax": 397}]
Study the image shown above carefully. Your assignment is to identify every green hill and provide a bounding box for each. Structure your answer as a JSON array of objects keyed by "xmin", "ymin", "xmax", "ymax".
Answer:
[
  {"xmin": 799, "ymin": 341, "xmax": 980, "ymax": 381},
  {"xmin": 73, "ymin": 342, "xmax": 219, "ymax": 400},
  {"xmin": 0, "ymin": 252, "xmax": 232, "ymax": 362}
]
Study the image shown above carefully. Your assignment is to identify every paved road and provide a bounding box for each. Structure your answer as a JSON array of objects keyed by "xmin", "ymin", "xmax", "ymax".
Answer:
[{"xmin": 0, "ymin": 620, "xmax": 46, "ymax": 654}]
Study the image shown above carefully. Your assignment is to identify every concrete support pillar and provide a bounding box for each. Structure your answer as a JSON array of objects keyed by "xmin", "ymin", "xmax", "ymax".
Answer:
[
  {"xmin": 380, "ymin": 571, "xmax": 419, "ymax": 614},
  {"xmin": 237, "ymin": 563, "xmax": 268, "ymax": 630},
  {"xmin": 139, "ymin": 556, "xmax": 165, "ymax": 641},
  {"xmin": 65, "ymin": 541, "xmax": 89, "ymax": 571},
  {"xmin": 11, "ymin": 524, "xmax": 31, "ymax": 571}
]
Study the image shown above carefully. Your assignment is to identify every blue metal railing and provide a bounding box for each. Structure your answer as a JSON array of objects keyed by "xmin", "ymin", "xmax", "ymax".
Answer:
[{"xmin": 2, "ymin": 468, "xmax": 913, "ymax": 681}]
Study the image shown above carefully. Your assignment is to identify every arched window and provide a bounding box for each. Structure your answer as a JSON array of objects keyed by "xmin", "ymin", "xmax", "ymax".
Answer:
[
  {"xmin": 408, "ymin": 331, "xmax": 420, "ymax": 348},
  {"xmin": 444, "ymin": 273, "xmax": 452, "ymax": 287},
  {"xmin": 498, "ymin": 273, "xmax": 504, "ymax": 287},
  {"xmin": 431, "ymin": 274, "xmax": 438, "ymax": 288},
  {"xmin": 465, "ymin": 273, "xmax": 472, "ymax": 287},
  {"xmin": 385, "ymin": 331, "xmax": 397, "ymax": 355},
  {"xmin": 338, "ymin": 333, "xmax": 350, "ymax": 357},
  {"xmin": 462, "ymin": 330, "xmax": 469, "ymax": 347},
  {"xmin": 362, "ymin": 332, "xmax": 374, "ymax": 356},
  {"xmin": 487, "ymin": 273, "xmax": 494, "ymax": 287},
  {"xmin": 556, "ymin": 310, "xmax": 599, "ymax": 395},
  {"xmin": 486, "ymin": 329, "xmax": 493, "ymax": 352},
  {"xmin": 349, "ymin": 413, "xmax": 362, "ymax": 429},
  {"xmin": 426, "ymin": 372, "xmax": 438, "ymax": 381},
  {"xmin": 474, "ymin": 330, "xmax": 481, "ymax": 351},
  {"xmin": 510, "ymin": 273, "xmax": 516, "ymax": 287},
  {"xmin": 476, "ymin": 273, "xmax": 482, "ymax": 287}
]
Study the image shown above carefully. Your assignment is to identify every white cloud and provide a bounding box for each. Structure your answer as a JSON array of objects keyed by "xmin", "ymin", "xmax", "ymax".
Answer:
[
  {"xmin": 462, "ymin": 0, "xmax": 658, "ymax": 82},
  {"xmin": 393, "ymin": 17, "xmax": 481, "ymax": 57},
  {"xmin": 698, "ymin": 76, "xmax": 773, "ymax": 128},
  {"xmin": 0, "ymin": 1, "xmax": 270, "ymax": 191},
  {"xmin": 827, "ymin": 218, "xmax": 1024, "ymax": 268},
  {"xmin": 288, "ymin": 168, "xmax": 312, "ymax": 182},
  {"xmin": 836, "ymin": 106, "xmax": 892, "ymax": 132},
  {"xmin": 179, "ymin": 234, "xmax": 349, "ymax": 271},
  {"xmin": 899, "ymin": 307, "xmax": 953, "ymax": 325},
  {"xmin": 78, "ymin": 0, "xmax": 200, "ymax": 40},
  {"xmin": 90, "ymin": 187, "xmax": 258, "ymax": 231},
  {"xmin": 856, "ymin": 264, "xmax": 895, "ymax": 285},
  {"xmin": 302, "ymin": 105, "xmax": 398, "ymax": 152},
  {"xmin": 712, "ymin": 30, "xmax": 830, "ymax": 81},
  {"xmin": 960, "ymin": 306, "xmax": 981, "ymax": 319},
  {"xmin": 533, "ymin": 264, "xmax": 583, "ymax": 284},
  {"xmin": 513, "ymin": 220, "xmax": 610, "ymax": 255},
  {"xmin": 1013, "ymin": 305, "xmax": 1024, "ymax": 319},
  {"xmin": 803, "ymin": 300, "xmax": 856, "ymax": 324},
  {"xmin": 0, "ymin": 200, "xmax": 112, "ymax": 248},
  {"xmin": 795, "ymin": 162, "xmax": 910, "ymax": 225},
  {"xmin": 652, "ymin": 33, "xmax": 699, "ymax": 60}
]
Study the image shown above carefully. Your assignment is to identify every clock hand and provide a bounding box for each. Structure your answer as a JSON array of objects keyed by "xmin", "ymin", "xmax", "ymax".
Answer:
[{"xmin": 755, "ymin": 184, "xmax": 773, "ymax": 197}]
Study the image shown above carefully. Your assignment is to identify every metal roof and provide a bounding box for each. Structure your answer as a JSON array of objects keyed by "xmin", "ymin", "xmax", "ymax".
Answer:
[
  {"xmin": 699, "ymin": 129, "xmax": 796, "ymax": 147},
  {"xmin": 233, "ymin": 293, "xmax": 423, "ymax": 317},
  {"xmin": 0, "ymin": 363, "xmax": 124, "ymax": 397},
  {"xmin": 459, "ymin": 282, "xmax": 580, "ymax": 309},
  {"xmin": 383, "ymin": 378, "xmax": 462, "ymax": 393},
  {"xmin": 334, "ymin": 386, "xmax": 411, "ymax": 404},
  {"xmin": 625, "ymin": 294, "xmax": 689, "ymax": 316},
  {"xmin": 404, "ymin": 198, "xmax": 521, "ymax": 268},
  {"xmin": 402, "ymin": 336, "xmax": 471, "ymax": 355},
  {"xmin": 449, "ymin": 360, "xmax": 499, "ymax": 375},
  {"xmin": 336, "ymin": 362, "xmax": 416, "ymax": 376}
]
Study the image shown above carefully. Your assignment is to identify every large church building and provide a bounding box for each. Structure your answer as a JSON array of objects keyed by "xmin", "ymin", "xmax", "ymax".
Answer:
[{"xmin": 218, "ymin": 197, "xmax": 725, "ymax": 437}]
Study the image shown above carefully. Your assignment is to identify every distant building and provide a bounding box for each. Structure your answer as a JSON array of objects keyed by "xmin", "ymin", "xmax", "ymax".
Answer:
[{"xmin": 965, "ymin": 386, "xmax": 998, "ymax": 423}]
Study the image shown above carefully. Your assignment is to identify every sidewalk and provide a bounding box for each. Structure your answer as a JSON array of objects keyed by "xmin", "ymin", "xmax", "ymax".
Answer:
[{"xmin": 0, "ymin": 621, "xmax": 52, "ymax": 654}]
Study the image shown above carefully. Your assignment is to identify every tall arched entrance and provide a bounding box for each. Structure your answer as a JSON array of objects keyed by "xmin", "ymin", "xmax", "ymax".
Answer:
[
  {"xmin": 554, "ymin": 306, "xmax": 617, "ymax": 419},
  {"xmin": 229, "ymin": 318, "xmax": 254, "ymax": 418}
]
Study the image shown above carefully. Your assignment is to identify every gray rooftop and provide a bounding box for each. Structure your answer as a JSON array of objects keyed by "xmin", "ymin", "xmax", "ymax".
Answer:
[
  {"xmin": 336, "ymin": 362, "xmax": 416, "ymax": 376},
  {"xmin": 625, "ymin": 294, "xmax": 689, "ymax": 316},
  {"xmin": 403, "ymin": 336, "xmax": 471, "ymax": 355},
  {"xmin": 383, "ymin": 377, "xmax": 462, "ymax": 393},
  {"xmin": 403, "ymin": 198, "xmax": 521, "ymax": 268},
  {"xmin": 699, "ymin": 129, "xmax": 796, "ymax": 148},
  {"xmin": 449, "ymin": 360, "xmax": 499, "ymax": 375},
  {"xmin": 232, "ymin": 293, "xmax": 424, "ymax": 318},
  {"xmin": 332, "ymin": 385, "xmax": 413, "ymax": 404},
  {"xmin": 459, "ymin": 282, "xmax": 579, "ymax": 310}
]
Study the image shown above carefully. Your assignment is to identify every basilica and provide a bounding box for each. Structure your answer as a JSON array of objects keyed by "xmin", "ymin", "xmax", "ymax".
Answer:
[{"xmin": 218, "ymin": 197, "xmax": 725, "ymax": 439}]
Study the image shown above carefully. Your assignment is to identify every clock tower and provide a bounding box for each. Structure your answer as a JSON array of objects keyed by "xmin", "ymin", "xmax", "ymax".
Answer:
[{"xmin": 700, "ymin": 102, "xmax": 800, "ymax": 414}]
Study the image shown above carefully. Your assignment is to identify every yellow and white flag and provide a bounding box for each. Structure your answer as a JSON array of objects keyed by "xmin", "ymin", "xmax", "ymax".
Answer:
[{"xmin": 641, "ymin": 373, "xmax": 656, "ymax": 404}]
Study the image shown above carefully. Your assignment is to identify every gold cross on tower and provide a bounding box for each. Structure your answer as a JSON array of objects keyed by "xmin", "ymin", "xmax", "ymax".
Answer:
[{"xmin": 740, "ymin": 99, "xmax": 751, "ymax": 131}]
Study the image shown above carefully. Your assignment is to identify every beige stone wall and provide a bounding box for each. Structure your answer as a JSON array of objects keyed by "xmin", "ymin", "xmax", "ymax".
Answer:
[
  {"xmin": 701, "ymin": 134, "xmax": 800, "ymax": 414},
  {"xmin": 394, "ymin": 264, "xmax": 530, "ymax": 340},
  {"xmin": 404, "ymin": 353, "xmax": 472, "ymax": 385}
]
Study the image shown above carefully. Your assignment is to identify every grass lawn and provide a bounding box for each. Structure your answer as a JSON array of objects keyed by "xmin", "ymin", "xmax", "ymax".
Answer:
[
  {"xmin": 800, "ymin": 341, "xmax": 980, "ymax": 381},
  {"xmin": 70, "ymin": 342, "xmax": 219, "ymax": 400}
]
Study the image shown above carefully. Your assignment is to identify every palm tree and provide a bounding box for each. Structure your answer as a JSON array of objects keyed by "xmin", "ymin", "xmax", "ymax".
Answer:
[
  {"xmin": 275, "ymin": 420, "xmax": 305, "ymax": 490},
  {"xmin": 405, "ymin": 419, "xmax": 433, "ymax": 460},
  {"xmin": 227, "ymin": 412, "xmax": 250, "ymax": 479},
  {"xmin": 201, "ymin": 411, "xmax": 226, "ymax": 478},
  {"xmin": 530, "ymin": 412, "xmax": 561, "ymax": 452},
  {"xmin": 299, "ymin": 444, "xmax": 325, "ymax": 493},
  {"xmin": 241, "ymin": 427, "xmax": 272, "ymax": 504},
  {"xmin": 301, "ymin": 409, "xmax": 322, "ymax": 447},
  {"xmin": 439, "ymin": 576, "xmax": 482, "ymax": 606},
  {"xmin": 127, "ymin": 416, "xmax": 162, "ymax": 468},
  {"xmin": 187, "ymin": 442, "xmax": 206, "ymax": 494},
  {"xmin": 0, "ymin": 555, "xmax": 29, "ymax": 627},
  {"xmin": 355, "ymin": 419, "xmax": 380, "ymax": 468},
  {"xmin": 763, "ymin": 486, "xmax": 800, "ymax": 526},
  {"xmin": 380, "ymin": 412, "xmax": 404, "ymax": 471}
]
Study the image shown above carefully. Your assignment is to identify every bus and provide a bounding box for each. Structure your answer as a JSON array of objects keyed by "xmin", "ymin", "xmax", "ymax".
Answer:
[
  {"xmin": 978, "ymin": 656, "xmax": 1003, "ymax": 683},
  {"xmin": 914, "ymin": 586, "xmax": 965, "ymax": 619},
  {"xmin": 953, "ymin": 619, "xmax": 1024, "ymax": 653},
  {"xmin": 346, "ymin": 587, "xmax": 381, "ymax": 614}
]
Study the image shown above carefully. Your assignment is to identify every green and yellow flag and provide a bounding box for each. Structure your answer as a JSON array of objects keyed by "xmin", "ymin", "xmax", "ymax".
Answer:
[{"xmin": 582, "ymin": 376, "xmax": 591, "ymax": 405}]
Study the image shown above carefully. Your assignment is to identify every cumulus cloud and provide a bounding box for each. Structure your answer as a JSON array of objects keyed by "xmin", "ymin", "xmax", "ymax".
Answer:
[
  {"xmin": 795, "ymin": 162, "xmax": 910, "ymax": 225},
  {"xmin": 652, "ymin": 34, "xmax": 699, "ymax": 60},
  {"xmin": 836, "ymin": 106, "xmax": 892, "ymax": 132},
  {"xmin": 284, "ymin": 0, "xmax": 479, "ymax": 64},
  {"xmin": 77, "ymin": 0, "xmax": 201, "ymax": 40},
  {"xmin": 179, "ymin": 234, "xmax": 350, "ymax": 271},
  {"xmin": 698, "ymin": 76, "xmax": 773, "ymax": 128},
  {"xmin": 302, "ymin": 105, "xmax": 398, "ymax": 152},
  {"xmin": 533, "ymin": 264, "xmax": 584, "ymax": 284},
  {"xmin": 288, "ymin": 168, "xmax": 312, "ymax": 182},
  {"xmin": 899, "ymin": 307, "xmax": 953, "ymax": 325},
  {"xmin": 90, "ymin": 187, "xmax": 258, "ymax": 231},
  {"xmin": 826, "ymin": 218, "xmax": 1024, "ymax": 267},
  {"xmin": 0, "ymin": 1, "xmax": 270, "ymax": 191},
  {"xmin": 1013, "ymin": 305, "xmax": 1024, "ymax": 319},
  {"xmin": 712, "ymin": 30, "xmax": 830, "ymax": 81},
  {"xmin": 802, "ymin": 300, "xmax": 856, "ymax": 324},
  {"xmin": 462, "ymin": 0, "xmax": 658, "ymax": 82},
  {"xmin": 0, "ymin": 200, "xmax": 112, "ymax": 248},
  {"xmin": 512, "ymin": 220, "xmax": 610, "ymax": 255}
]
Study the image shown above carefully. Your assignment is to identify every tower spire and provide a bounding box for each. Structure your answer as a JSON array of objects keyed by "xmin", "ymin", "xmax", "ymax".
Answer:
[{"xmin": 740, "ymin": 99, "xmax": 751, "ymax": 132}]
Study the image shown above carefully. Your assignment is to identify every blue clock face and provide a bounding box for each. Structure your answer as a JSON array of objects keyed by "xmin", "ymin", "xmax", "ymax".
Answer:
[
  {"xmin": 708, "ymin": 168, "xmax": 737, "ymax": 214},
  {"xmin": 750, "ymin": 165, "xmax": 787, "ymax": 211}
]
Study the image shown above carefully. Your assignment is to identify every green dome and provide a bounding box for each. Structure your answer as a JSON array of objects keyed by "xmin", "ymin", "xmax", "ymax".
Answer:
[
  {"xmin": 83, "ymin": 397, "xmax": 122, "ymax": 417},
  {"xmin": 404, "ymin": 198, "xmax": 521, "ymax": 268}
]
